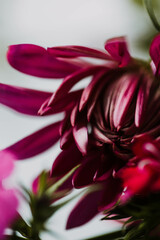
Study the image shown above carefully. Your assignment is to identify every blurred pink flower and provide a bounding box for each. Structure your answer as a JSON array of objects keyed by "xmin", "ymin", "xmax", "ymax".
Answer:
[{"xmin": 0, "ymin": 152, "xmax": 18, "ymax": 238}]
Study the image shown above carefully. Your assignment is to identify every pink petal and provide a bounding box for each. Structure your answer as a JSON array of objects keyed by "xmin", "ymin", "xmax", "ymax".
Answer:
[
  {"xmin": 105, "ymin": 37, "xmax": 131, "ymax": 67},
  {"xmin": 0, "ymin": 151, "xmax": 14, "ymax": 180},
  {"xmin": 2, "ymin": 121, "xmax": 61, "ymax": 160},
  {"xmin": 149, "ymin": 34, "xmax": 160, "ymax": 76},
  {"xmin": 0, "ymin": 188, "xmax": 18, "ymax": 237},
  {"xmin": 51, "ymin": 143, "xmax": 82, "ymax": 177},
  {"xmin": 0, "ymin": 83, "xmax": 51, "ymax": 116},
  {"xmin": 48, "ymin": 45, "xmax": 111, "ymax": 60},
  {"xmin": 7, "ymin": 44, "xmax": 80, "ymax": 79},
  {"xmin": 48, "ymin": 66, "xmax": 107, "ymax": 106},
  {"xmin": 66, "ymin": 188, "xmax": 103, "ymax": 229}
]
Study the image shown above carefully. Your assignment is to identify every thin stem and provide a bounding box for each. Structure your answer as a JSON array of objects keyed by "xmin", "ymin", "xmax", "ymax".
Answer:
[{"xmin": 144, "ymin": 0, "xmax": 160, "ymax": 31}]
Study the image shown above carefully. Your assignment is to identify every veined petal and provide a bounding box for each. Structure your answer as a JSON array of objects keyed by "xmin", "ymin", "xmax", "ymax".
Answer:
[
  {"xmin": 66, "ymin": 188, "xmax": 103, "ymax": 229},
  {"xmin": 150, "ymin": 34, "xmax": 160, "ymax": 76},
  {"xmin": 7, "ymin": 44, "xmax": 80, "ymax": 78},
  {"xmin": 105, "ymin": 37, "xmax": 131, "ymax": 67},
  {"xmin": 48, "ymin": 66, "xmax": 107, "ymax": 106},
  {"xmin": 1, "ymin": 122, "xmax": 61, "ymax": 160},
  {"xmin": 113, "ymin": 74, "xmax": 140, "ymax": 129},
  {"xmin": 48, "ymin": 45, "xmax": 112, "ymax": 60},
  {"xmin": 0, "ymin": 83, "xmax": 51, "ymax": 116},
  {"xmin": 51, "ymin": 143, "xmax": 82, "ymax": 177}
]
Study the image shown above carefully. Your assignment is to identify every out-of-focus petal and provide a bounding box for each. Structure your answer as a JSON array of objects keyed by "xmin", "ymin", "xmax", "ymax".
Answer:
[
  {"xmin": 51, "ymin": 143, "xmax": 82, "ymax": 177},
  {"xmin": 1, "ymin": 121, "xmax": 61, "ymax": 160},
  {"xmin": 0, "ymin": 83, "xmax": 51, "ymax": 116},
  {"xmin": 0, "ymin": 188, "xmax": 18, "ymax": 238},
  {"xmin": 48, "ymin": 45, "xmax": 112, "ymax": 60},
  {"xmin": 7, "ymin": 44, "xmax": 80, "ymax": 78},
  {"xmin": 105, "ymin": 37, "xmax": 131, "ymax": 67},
  {"xmin": 0, "ymin": 151, "xmax": 14, "ymax": 180},
  {"xmin": 66, "ymin": 188, "xmax": 103, "ymax": 229},
  {"xmin": 149, "ymin": 34, "xmax": 160, "ymax": 76}
]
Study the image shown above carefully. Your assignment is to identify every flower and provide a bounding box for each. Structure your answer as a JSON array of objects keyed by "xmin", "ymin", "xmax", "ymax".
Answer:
[
  {"xmin": 1, "ymin": 35, "xmax": 160, "ymax": 228},
  {"xmin": 119, "ymin": 135, "xmax": 160, "ymax": 197},
  {"xmin": 0, "ymin": 151, "xmax": 18, "ymax": 238}
]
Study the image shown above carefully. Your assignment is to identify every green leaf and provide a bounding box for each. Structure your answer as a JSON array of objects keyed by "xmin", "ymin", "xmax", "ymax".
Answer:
[{"xmin": 80, "ymin": 230, "xmax": 124, "ymax": 240}]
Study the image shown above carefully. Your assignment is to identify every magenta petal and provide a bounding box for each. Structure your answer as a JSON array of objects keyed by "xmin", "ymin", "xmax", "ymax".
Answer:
[
  {"xmin": 66, "ymin": 189, "xmax": 103, "ymax": 229},
  {"xmin": 2, "ymin": 121, "xmax": 61, "ymax": 160},
  {"xmin": 79, "ymin": 70, "xmax": 107, "ymax": 111},
  {"xmin": 39, "ymin": 90, "xmax": 83, "ymax": 116},
  {"xmin": 0, "ymin": 151, "xmax": 14, "ymax": 180},
  {"xmin": 7, "ymin": 44, "xmax": 80, "ymax": 78},
  {"xmin": 0, "ymin": 83, "xmax": 51, "ymax": 116},
  {"xmin": 0, "ymin": 188, "xmax": 18, "ymax": 237},
  {"xmin": 48, "ymin": 66, "xmax": 107, "ymax": 106},
  {"xmin": 51, "ymin": 143, "xmax": 82, "ymax": 177},
  {"xmin": 105, "ymin": 37, "xmax": 131, "ymax": 67},
  {"xmin": 48, "ymin": 45, "xmax": 111, "ymax": 60},
  {"xmin": 149, "ymin": 34, "xmax": 160, "ymax": 76}
]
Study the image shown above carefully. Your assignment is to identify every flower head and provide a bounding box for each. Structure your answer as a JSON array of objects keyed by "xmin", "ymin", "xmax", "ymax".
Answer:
[{"xmin": 1, "ymin": 34, "xmax": 160, "ymax": 228}]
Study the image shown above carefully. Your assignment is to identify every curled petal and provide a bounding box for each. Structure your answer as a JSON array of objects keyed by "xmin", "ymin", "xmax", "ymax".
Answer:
[
  {"xmin": 7, "ymin": 44, "xmax": 80, "ymax": 78},
  {"xmin": 0, "ymin": 83, "xmax": 51, "ymax": 116},
  {"xmin": 73, "ymin": 120, "xmax": 88, "ymax": 155},
  {"xmin": 1, "ymin": 121, "xmax": 61, "ymax": 160},
  {"xmin": 105, "ymin": 37, "xmax": 131, "ymax": 67},
  {"xmin": 48, "ymin": 45, "xmax": 111, "ymax": 60}
]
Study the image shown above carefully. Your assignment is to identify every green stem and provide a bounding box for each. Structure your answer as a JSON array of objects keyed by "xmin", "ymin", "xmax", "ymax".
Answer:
[{"xmin": 144, "ymin": 0, "xmax": 160, "ymax": 31}]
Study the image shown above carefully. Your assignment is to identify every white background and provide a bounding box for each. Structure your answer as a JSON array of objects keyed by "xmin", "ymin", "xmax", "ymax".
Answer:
[{"xmin": 0, "ymin": 0, "xmax": 154, "ymax": 239}]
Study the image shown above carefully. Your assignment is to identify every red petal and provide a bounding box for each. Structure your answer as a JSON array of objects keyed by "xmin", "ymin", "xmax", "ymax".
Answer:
[
  {"xmin": 48, "ymin": 45, "xmax": 111, "ymax": 60},
  {"xmin": 7, "ymin": 44, "xmax": 80, "ymax": 78},
  {"xmin": 2, "ymin": 121, "xmax": 61, "ymax": 160},
  {"xmin": 51, "ymin": 143, "xmax": 82, "ymax": 177},
  {"xmin": 48, "ymin": 66, "xmax": 107, "ymax": 106},
  {"xmin": 105, "ymin": 37, "xmax": 131, "ymax": 67},
  {"xmin": 66, "ymin": 188, "xmax": 103, "ymax": 229},
  {"xmin": 0, "ymin": 83, "xmax": 51, "ymax": 116}
]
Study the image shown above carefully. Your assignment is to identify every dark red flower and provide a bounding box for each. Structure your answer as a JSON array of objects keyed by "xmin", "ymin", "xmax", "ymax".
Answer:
[{"xmin": 1, "ymin": 35, "xmax": 160, "ymax": 228}]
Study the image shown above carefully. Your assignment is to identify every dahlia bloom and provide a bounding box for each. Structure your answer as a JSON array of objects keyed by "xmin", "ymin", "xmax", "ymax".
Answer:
[
  {"xmin": 0, "ymin": 35, "xmax": 160, "ymax": 228},
  {"xmin": 0, "ymin": 152, "xmax": 18, "ymax": 238}
]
